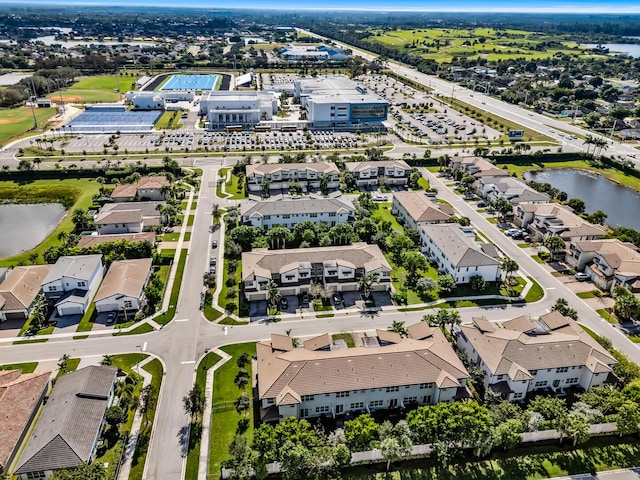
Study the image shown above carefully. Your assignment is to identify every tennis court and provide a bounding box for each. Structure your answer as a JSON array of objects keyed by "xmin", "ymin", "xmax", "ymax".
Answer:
[
  {"xmin": 64, "ymin": 110, "xmax": 162, "ymax": 133},
  {"xmin": 160, "ymin": 74, "xmax": 218, "ymax": 91}
]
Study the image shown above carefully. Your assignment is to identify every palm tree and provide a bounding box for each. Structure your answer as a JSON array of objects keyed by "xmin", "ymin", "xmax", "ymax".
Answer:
[
  {"xmin": 582, "ymin": 134, "xmax": 595, "ymax": 157},
  {"xmin": 543, "ymin": 235, "xmax": 566, "ymax": 260},
  {"xmin": 388, "ymin": 320, "xmax": 409, "ymax": 337},
  {"xmin": 318, "ymin": 174, "xmax": 330, "ymax": 195},
  {"xmin": 500, "ymin": 257, "xmax": 519, "ymax": 286},
  {"xmin": 266, "ymin": 281, "xmax": 281, "ymax": 310},
  {"xmin": 358, "ymin": 272, "xmax": 379, "ymax": 300}
]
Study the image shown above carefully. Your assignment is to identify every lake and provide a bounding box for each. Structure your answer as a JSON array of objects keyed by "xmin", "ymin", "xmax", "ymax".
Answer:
[
  {"xmin": 582, "ymin": 43, "xmax": 640, "ymax": 58},
  {"xmin": 524, "ymin": 169, "xmax": 640, "ymax": 230},
  {"xmin": 0, "ymin": 204, "xmax": 66, "ymax": 258}
]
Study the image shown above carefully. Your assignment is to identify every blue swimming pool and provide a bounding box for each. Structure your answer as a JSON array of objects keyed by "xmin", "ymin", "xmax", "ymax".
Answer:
[{"xmin": 160, "ymin": 74, "xmax": 218, "ymax": 91}]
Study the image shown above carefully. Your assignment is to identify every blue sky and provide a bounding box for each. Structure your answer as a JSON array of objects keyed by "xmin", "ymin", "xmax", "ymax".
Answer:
[{"xmin": 4, "ymin": 0, "xmax": 640, "ymax": 12}]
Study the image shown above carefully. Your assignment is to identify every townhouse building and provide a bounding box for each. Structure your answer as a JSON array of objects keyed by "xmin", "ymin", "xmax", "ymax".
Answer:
[
  {"xmin": 450, "ymin": 156, "xmax": 510, "ymax": 179},
  {"xmin": 241, "ymin": 197, "xmax": 355, "ymax": 229},
  {"xmin": 515, "ymin": 203, "xmax": 606, "ymax": 242},
  {"xmin": 477, "ymin": 176, "xmax": 550, "ymax": 205},
  {"xmin": 343, "ymin": 160, "xmax": 411, "ymax": 187},
  {"xmin": 391, "ymin": 191, "xmax": 454, "ymax": 229},
  {"xmin": 245, "ymin": 162, "xmax": 340, "ymax": 194}
]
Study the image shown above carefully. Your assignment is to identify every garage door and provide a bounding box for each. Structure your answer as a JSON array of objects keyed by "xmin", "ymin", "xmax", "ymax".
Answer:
[
  {"xmin": 96, "ymin": 302, "xmax": 119, "ymax": 313},
  {"xmin": 280, "ymin": 288, "xmax": 297, "ymax": 297},
  {"xmin": 57, "ymin": 304, "xmax": 84, "ymax": 316},
  {"xmin": 341, "ymin": 284, "xmax": 358, "ymax": 292},
  {"xmin": 4, "ymin": 311, "xmax": 27, "ymax": 321}
]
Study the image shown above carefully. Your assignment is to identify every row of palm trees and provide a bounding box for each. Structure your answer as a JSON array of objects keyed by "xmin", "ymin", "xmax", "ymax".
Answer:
[{"xmin": 582, "ymin": 134, "xmax": 609, "ymax": 159}]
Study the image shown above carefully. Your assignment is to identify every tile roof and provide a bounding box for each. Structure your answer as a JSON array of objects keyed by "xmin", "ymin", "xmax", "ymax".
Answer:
[
  {"xmin": 99, "ymin": 201, "xmax": 166, "ymax": 218},
  {"xmin": 257, "ymin": 326, "xmax": 468, "ymax": 402},
  {"xmin": 94, "ymin": 258, "xmax": 152, "ymax": 303},
  {"xmin": 95, "ymin": 209, "xmax": 144, "ymax": 225},
  {"xmin": 459, "ymin": 315, "xmax": 617, "ymax": 381},
  {"xmin": 525, "ymin": 204, "xmax": 607, "ymax": 238},
  {"xmin": 343, "ymin": 160, "xmax": 411, "ymax": 173},
  {"xmin": 574, "ymin": 239, "xmax": 640, "ymax": 276},
  {"xmin": 242, "ymin": 243, "xmax": 391, "ymax": 282},
  {"xmin": 241, "ymin": 197, "xmax": 354, "ymax": 218},
  {"xmin": 0, "ymin": 265, "xmax": 52, "ymax": 311},
  {"xmin": 246, "ymin": 162, "xmax": 339, "ymax": 177},
  {"xmin": 15, "ymin": 366, "xmax": 117, "ymax": 475},
  {"xmin": 393, "ymin": 191, "xmax": 454, "ymax": 224},
  {"xmin": 76, "ymin": 232, "xmax": 156, "ymax": 248},
  {"xmin": 42, "ymin": 255, "xmax": 102, "ymax": 285},
  {"xmin": 0, "ymin": 370, "xmax": 50, "ymax": 470},
  {"xmin": 110, "ymin": 176, "xmax": 170, "ymax": 199},
  {"xmin": 421, "ymin": 224, "xmax": 501, "ymax": 268}
]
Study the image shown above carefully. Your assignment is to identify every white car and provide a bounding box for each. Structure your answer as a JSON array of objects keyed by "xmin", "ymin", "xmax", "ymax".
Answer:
[{"xmin": 575, "ymin": 272, "xmax": 589, "ymax": 281}]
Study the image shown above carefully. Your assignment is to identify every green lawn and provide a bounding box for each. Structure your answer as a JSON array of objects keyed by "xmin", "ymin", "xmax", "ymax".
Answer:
[
  {"xmin": 372, "ymin": 203, "xmax": 404, "ymax": 233},
  {"xmin": 524, "ymin": 277, "xmax": 545, "ymax": 303},
  {"xmin": 0, "ymin": 178, "xmax": 101, "ymax": 266},
  {"xmin": 208, "ymin": 343, "xmax": 256, "ymax": 480},
  {"xmin": 49, "ymin": 89, "xmax": 121, "ymax": 104},
  {"xmin": 218, "ymin": 258, "xmax": 243, "ymax": 316},
  {"xmin": 76, "ymin": 303, "xmax": 96, "ymax": 332},
  {"xmin": 113, "ymin": 322, "xmax": 155, "ymax": 336},
  {"xmin": 129, "ymin": 358, "xmax": 163, "ymax": 480},
  {"xmin": 154, "ymin": 111, "xmax": 183, "ymax": 130},
  {"xmin": 332, "ymin": 333, "xmax": 355, "ymax": 348},
  {"xmin": 55, "ymin": 358, "xmax": 81, "ymax": 379},
  {"xmin": 0, "ymin": 361, "xmax": 38, "ymax": 373},
  {"xmin": 70, "ymin": 75, "xmax": 134, "ymax": 91},
  {"xmin": 203, "ymin": 290, "xmax": 224, "ymax": 322},
  {"xmin": 0, "ymin": 107, "xmax": 56, "ymax": 144},
  {"xmin": 48, "ymin": 75, "xmax": 133, "ymax": 104},
  {"xmin": 597, "ymin": 308, "xmax": 618, "ymax": 324},
  {"xmin": 155, "ymin": 249, "xmax": 188, "ymax": 326},
  {"xmin": 185, "ymin": 352, "xmax": 223, "ymax": 480},
  {"xmin": 225, "ymin": 174, "xmax": 246, "ymax": 200}
]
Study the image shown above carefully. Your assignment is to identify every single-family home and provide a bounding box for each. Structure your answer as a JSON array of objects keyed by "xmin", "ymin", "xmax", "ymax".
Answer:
[
  {"xmin": 245, "ymin": 162, "xmax": 340, "ymax": 194},
  {"xmin": 391, "ymin": 191, "xmax": 454, "ymax": 229},
  {"xmin": 0, "ymin": 370, "xmax": 50, "ymax": 473},
  {"xmin": 566, "ymin": 239, "xmax": 640, "ymax": 293},
  {"xmin": 41, "ymin": 255, "xmax": 104, "ymax": 316},
  {"xmin": 450, "ymin": 156, "xmax": 509, "ymax": 179},
  {"xmin": 242, "ymin": 243, "xmax": 392, "ymax": 301},
  {"xmin": 343, "ymin": 160, "xmax": 411, "ymax": 187},
  {"xmin": 241, "ymin": 197, "xmax": 355, "ymax": 229},
  {"xmin": 110, "ymin": 175, "xmax": 171, "ymax": 202},
  {"xmin": 76, "ymin": 232, "xmax": 156, "ymax": 249},
  {"xmin": 0, "ymin": 265, "xmax": 52, "ymax": 322},
  {"xmin": 515, "ymin": 203, "xmax": 606, "ymax": 242},
  {"xmin": 14, "ymin": 366, "xmax": 117, "ymax": 480},
  {"xmin": 95, "ymin": 202, "xmax": 166, "ymax": 234},
  {"xmin": 456, "ymin": 313, "xmax": 618, "ymax": 402},
  {"xmin": 94, "ymin": 258, "xmax": 153, "ymax": 314},
  {"xmin": 257, "ymin": 323, "xmax": 469, "ymax": 423},
  {"xmin": 420, "ymin": 224, "xmax": 501, "ymax": 284},
  {"xmin": 477, "ymin": 176, "xmax": 550, "ymax": 205}
]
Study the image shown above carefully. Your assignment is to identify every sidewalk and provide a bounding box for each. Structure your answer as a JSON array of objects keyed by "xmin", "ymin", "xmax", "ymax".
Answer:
[{"xmin": 117, "ymin": 356, "xmax": 155, "ymax": 480}]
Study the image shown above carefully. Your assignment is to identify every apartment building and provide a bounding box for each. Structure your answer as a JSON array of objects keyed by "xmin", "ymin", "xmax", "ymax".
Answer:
[
  {"xmin": 391, "ymin": 191, "xmax": 454, "ymax": 229},
  {"xmin": 245, "ymin": 162, "xmax": 340, "ymax": 194},
  {"xmin": 515, "ymin": 203, "xmax": 606, "ymax": 242},
  {"xmin": 343, "ymin": 160, "xmax": 411, "ymax": 187},
  {"xmin": 241, "ymin": 197, "xmax": 354, "ymax": 229}
]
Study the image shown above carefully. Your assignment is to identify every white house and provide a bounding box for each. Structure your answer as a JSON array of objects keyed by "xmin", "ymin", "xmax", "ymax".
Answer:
[
  {"xmin": 0, "ymin": 265, "xmax": 52, "ymax": 322},
  {"xmin": 450, "ymin": 156, "xmax": 509, "ymax": 179},
  {"xmin": 515, "ymin": 203, "xmax": 606, "ymax": 242},
  {"xmin": 420, "ymin": 224, "xmax": 501, "ymax": 284},
  {"xmin": 391, "ymin": 191, "xmax": 454, "ymax": 229},
  {"xmin": 343, "ymin": 160, "xmax": 411, "ymax": 187},
  {"xmin": 566, "ymin": 239, "xmax": 640, "ymax": 293},
  {"xmin": 242, "ymin": 243, "xmax": 391, "ymax": 301},
  {"xmin": 456, "ymin": 314, "xmax": 618, "ymax": 402},
  {"xmin": 257, "ymin": 323, "xmax": 469, "ymax": 423},
  {"xmin": 245, "ymin": 162, "xmax": 340, "ymax": 194},
  {"xmin": 94, "ymin": 258, "xmax": 153, "ymax": 314},
  {"xmin": 477, "ymin": 176, "xmax": 550, "ymax": 205},
  {"xmin": 41, "ymin": 255, "xmax": 104, "ymax": 316},
  {"xmin": 199, "ymin": 91, "xmax": 278, "ymax": 129},
  {"xmin": 95, "ymin": 209, "xmax": 144, "ymax": 235},
  {"xmin": 110, "ymin": 176, "xmax": 171, "ymax": 202},
  {"xmin": 241, "ymin": 197, "xmax": 354, "ymax": 229}
]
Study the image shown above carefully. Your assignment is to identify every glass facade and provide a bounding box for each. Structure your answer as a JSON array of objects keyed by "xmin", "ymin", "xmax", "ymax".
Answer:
[{"xmin": 350, "ymin": 104, "xmax": 388, "ymax": 121}]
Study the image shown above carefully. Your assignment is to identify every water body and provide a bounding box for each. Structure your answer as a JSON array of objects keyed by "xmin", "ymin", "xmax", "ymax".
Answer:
[
  {"xmin": 0, "ymin": 204, "xmax": 66, "ymax": 258},
  {"xmin": 523, "ymin": 169, "xmax": 640, "ymax": 231},
  {"xmin": 582, "ymin": 43, "xmax": 640, "ymax": 58}
]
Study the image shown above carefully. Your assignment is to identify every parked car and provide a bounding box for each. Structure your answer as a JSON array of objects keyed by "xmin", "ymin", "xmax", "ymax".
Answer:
[
  {"xmin": 106, "ymin": 312, "xmax": 116, "ymax": 325},
  {"xmin": 505, "ymin": 229, "xmax": 520, "ymax": 236},
  {"xmin": 280, "ymin": 298, "xmax": 288, "ymax": 309},
  {"xmin": 332, "ymin": 293, "xmax": 342, "ymax": 305},
  {"xmin": 211, "ymin": 240, "xmax": 218, "ymax": 249},
  {"xmin": 302, "ymin": 293, "xmax": 310, "ymax": 305},
  {"xmin": 575, "ymin": 272, "xmax": 589, "ymax": 281},
  {"xmin": 210, "ymin": 256, "xmax": 217, "ymax": 265},
  {"xmin": 210, "ymin": 266, "xmax": 216, "ymax": 274}
]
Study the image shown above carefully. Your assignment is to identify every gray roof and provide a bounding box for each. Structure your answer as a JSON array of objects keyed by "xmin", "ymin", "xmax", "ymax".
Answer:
[
  {"xmin": 100, "ymin": 201, "xmax": 166, "ymax": 218},
  {"xmin": 42, "ymin": 255, "xmax": 102, "ymax": 285},
  {"xmin": 15, "ymin": 366, "xmax": 117, "ymax": 475},
  {"xmin": 95, "ymin": 209, "xmax": 143, "ymax": 225},
  {"xmin": 422, "ymin": 224, "xmax": 500, "ymax": 268},
  {"xmin": 482, "ymin": 176, "xmax": 550, "ymax": 204},
  {"xmin": 344, "ymin": 160, "xmax": 411, "ymax": 173},
  {"xmin": 241, "ymin": 197, "xmax": 354, "ymax": 218}
]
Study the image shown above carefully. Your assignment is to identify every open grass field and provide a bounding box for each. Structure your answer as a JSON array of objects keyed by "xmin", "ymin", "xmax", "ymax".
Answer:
[
  {"xmin": 363, "ymin": 27, "xmax": 595, "ymax": 64},
  {"xmin": 0, "ymin": 107, "xmax": 56, "ymax": 144},
  {"xmin": 71, "ymin": 75, "xmax": 135, "ymax": 91},
  {"xmin": 0, "ymin": 178, "xmax": 101, "ymax": 266},
  {"xmin": 47, "ymin": 75, "xmax": 131, "ymax": 104}
]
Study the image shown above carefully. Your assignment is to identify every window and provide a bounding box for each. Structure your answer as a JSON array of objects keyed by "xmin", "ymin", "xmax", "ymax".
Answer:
[
  {"xmin": 266, "ymin": 398, "xmax": 275, "ymax": 405},
  {"xmin": 302, "ymin": 395, "xmax": 314, "ymax": 401},
  {"xmin": 422, "ymin": 395, "xmax": 432, "ymax": 404},
  {"xmin": 530, "ymin": 370, "xmax": 538, "ymax": 376},
  {"xmin": 370, "ymin": 400, "xmax": 384, "ymax": 407},
  {"xmin": 534, "ymin": 381, "xmax": 548, "ymax": 387},
  {"xmin": 403, "ymin": 397, "xmax": 417, "ymax": 404},
  {"xmin": 78, "ymin": 281, "xmax": 86, "ymax": 287},
  {"xmin": 419, "ymin": 383, "xmax": 434, "ymax": 389},
  {"xmin": 283, "ymin": 214, "xmax": 290, "ymax": 219},
  {"xmin": 513, "ymin": 392, "xmax": 524, "ymax": 399},
  {"xmin": 299, "ymin": 272, "xmax": 309, "ymax": 278},
  {"xmin": 301, "ymin": 408, "xmax": 310, "ymax": 417},
  {"xmin": 497, "ymin": 375, "xmax": 504, "ymax": 380},
  {"xmin": 310, "ymin": 213, "xmax": 318, "ymax": 217},
  {"xmin": 285, "ymin": 275, "xmax": 295, "ymax": 280},
  {"xmin": 329, "ymin": 213, "xmax": 336, "ymax": 217},
  {"xmin": 48, "ymin": 286, "xmax": 57, "ymax": 291},
  {"xmin": 315, "ymin": 406, "xmax": 329, "ymax": 413},
  {"xmin": 556, "ymin": 367, "xmax": 569, "ymax": 373},
  {"xmin": 385, "ymin": 386, "xmax": 400, "ymax": 393},
  {"xmin": 566, "ymin": 378, "xmax": 579, "ymax": 384},
  {"xmin": 335, "ymin": 391, "xmax": 350, "ymax": 398},
  {"xmin": 335, "ymin": 404, "xmax": 344, "ymax": 414},
  {"xmin": 350, "ymin": 402, "xmax": 364, "ymax": 409},
  {"xmin": 26, "ymin": 473, "xmax": 47, "ymax": 480}
]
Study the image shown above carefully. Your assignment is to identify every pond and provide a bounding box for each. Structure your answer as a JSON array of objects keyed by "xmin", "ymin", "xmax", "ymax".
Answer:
[
  {"xmin": 581, "ymin": 43, "xmax": 640, "ymax": 58},
  {"xmin": 0, "ymin": 204, "xmax": 66, "ymax": 258},
  {"xmin": 523, "ymin": 169, "xmax": 640, "ymax": 230}
]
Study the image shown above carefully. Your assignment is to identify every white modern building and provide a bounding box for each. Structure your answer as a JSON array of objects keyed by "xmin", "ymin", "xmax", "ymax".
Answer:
[
  {"xmin": 392, "ymin": 191, "xmax": 454, "ymax": 229},
  {"xmin": 125, "ymin": 90, "xmax": 195, "ymax": 110},
  {"xmin": 94, "ymin": 258, "xmax": 153, "ymax": 314},
  {"xmin": 257, "ymin": 323, "xmax": 469, "ymax": 422},
  {"xmin": 456, "ymin": 314, "xmax": 618, "ymax": 402},
  {"xmin": 242, "ymin": 243, "xmax": 391, "ymax": 301},
  {"xmin": 477, "ymin": 176, "xmax": 550, "ymax": 205},
  {"xmin": 241, "ymin": 197, "xmax": 354, "ymax": 229},
  {"xmin": 41, "ymin": 255, "xmax": 104, "ymax": 316},
  {"xmin": 343, "ymin": 160, "xmax": 411, "ymax": 187},
  {"xmin": 420, "ymin": 224, "xmax": 501, "ymax": 284},
  {"xmin": 199, "ymin": 91, "xmax": 278, "ymax": 129},
  {"xmin": 0, "ymin": 265, "xmax": 52, "ymax": 322},
  {"xmin": 515, "ymin": 203, "xmax": 606, "ymax": 242},
  {"xmin": 280, "ymin": 44, "xmax": 349, "ymax": 62}
]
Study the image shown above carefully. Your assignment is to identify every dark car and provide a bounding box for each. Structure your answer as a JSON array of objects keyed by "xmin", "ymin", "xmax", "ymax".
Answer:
[
  {"xmin": 332, "ymin": 293, "xmax": 342, "ymax": 305},
  {"xmin": 302, "ymin": 293, "xmax": 310, "ymax": 305},
  {"xmin": 106, "ymin": 312, "xmax": 116, "ymax": 325},
  {"xmin": 212, "ymin": 240, "xmax": 218, "ymax": 249},
  {"xmin": 280, "ymin": 298, "xmax": 288, "ymax": 309}
]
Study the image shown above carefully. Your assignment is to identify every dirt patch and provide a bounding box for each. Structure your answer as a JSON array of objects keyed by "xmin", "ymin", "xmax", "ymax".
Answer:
[
  {"xmin": 0, "ymin": 118, "xmax": 19, "ymax": 124},
  {"xmin": 51, "ymin": 95, "xmax": 84, "ymax": 103}
]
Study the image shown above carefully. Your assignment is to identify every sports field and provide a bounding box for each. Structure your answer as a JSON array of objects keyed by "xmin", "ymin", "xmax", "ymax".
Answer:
[
  {"xmin": 160, "ymin": 74, "xmax": 219, "ymax": 91},
  {"xmin": 0, "ymin": 107, "xmax": 56, "ymax": 144},
  {"xmin": 48, "ymin": 75, "xmax": 133, "ymax": 104},
  {"xmin": 364, "ymin": 27, "xmax": 591, "ymax": 63}
]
